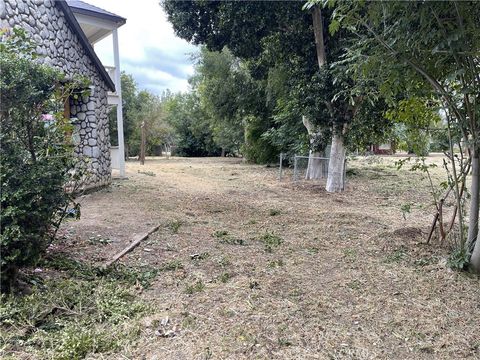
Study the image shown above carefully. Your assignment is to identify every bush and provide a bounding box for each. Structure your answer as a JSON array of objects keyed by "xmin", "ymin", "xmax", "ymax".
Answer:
[{"xmin": 0, "ymin": 29, "xmax": 87, "ymax": 291}]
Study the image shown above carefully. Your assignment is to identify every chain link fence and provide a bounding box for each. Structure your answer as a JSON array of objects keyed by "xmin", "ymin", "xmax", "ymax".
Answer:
[{"xmin": 278, "ymin": 153, "xmax": 347, "ymax": 189}]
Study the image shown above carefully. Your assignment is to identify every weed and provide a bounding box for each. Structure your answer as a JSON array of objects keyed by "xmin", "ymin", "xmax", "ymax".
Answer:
[
  {"xmin": 214, "ymin": 230, "xmax": 245, "ymax": 245},
  {"xmin": 343, "ymin": 248, "xmax": 357, "ymax": 262},
  {"xmin": 385, "ymin": 248, "xmax": 407, "ymax": 263},
  {"xmin": 217, "ymin": 256, "xmax": 231, "ymax": 268},
  {"xmin": 191, "ymin": 252, "xmax": 210, "ymax": 261},
  {"xmin": 218, "ymin": 272, "xmax": 232, "ymax": 283},
  {"xmin": 137, "ymin": 170, "xmax": 156, "ymax": 176},
  {"xmin": 213, "ymin": 230, "xmax": 229, "ymax": 238},
  {"xmin": 168, "ymin": 219, "xmax": 183, "ymax": 234},
  {"xmin": 269, "ymin": 209, "xmax": 281, "ymax": 216},
  {"xmin": 307, "ymin": 247, "xmax": 319, "ymax": 254},
  {"xmin": 88, "ymin": 234, "xmax": 112, "ymax": 245},
  {"xmin": 268, "ymin": 259, "xmax": 284, "ymax": 268},
  {"xmin": 261, "ymin": 231, "xmax": 283, "ymax": 253},
  {"xmin": 278, "ymin": 338, "xmax": 293, "ymax": 347},
  {"xmin": 346, "ymin": 279, "xmax": 362, "ymax": 290},
  {"xmin": 185, "ymin": 280, "xmax": 205, "ymax": 294},
  {"xmin": 447, "ymin": 247, "xmax": 470, "ymax": 270},
  {"xmin": 162, "ymin": 259, "xmax": 184, "ymax": 271}
]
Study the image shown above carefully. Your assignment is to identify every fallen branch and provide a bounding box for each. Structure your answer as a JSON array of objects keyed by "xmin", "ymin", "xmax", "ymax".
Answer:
[{"xmin": 104, "ymin": 225, "xmax": 160, "ymax": 267}]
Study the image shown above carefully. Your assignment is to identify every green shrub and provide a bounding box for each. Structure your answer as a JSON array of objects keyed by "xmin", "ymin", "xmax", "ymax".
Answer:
[{"xmin": 0, "ymin": 29, "xmax": 88, "ymax": 291}]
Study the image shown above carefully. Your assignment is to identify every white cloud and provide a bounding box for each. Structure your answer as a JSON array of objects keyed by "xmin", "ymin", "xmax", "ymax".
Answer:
[{"xmin": 85, "ymin": 0, "xmax": 197, "ymax": 94}]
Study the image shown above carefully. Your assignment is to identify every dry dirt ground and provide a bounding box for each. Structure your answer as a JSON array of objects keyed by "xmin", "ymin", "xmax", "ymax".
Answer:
[{"xmin": 61, "ymin": 156, "xmax": 479, "ymax": 359}]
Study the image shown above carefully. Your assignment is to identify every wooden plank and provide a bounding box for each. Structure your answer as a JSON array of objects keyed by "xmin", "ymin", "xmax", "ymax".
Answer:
[{"xmin": 104, "ymin": 225, "xmax": 159, "ymax": 267}]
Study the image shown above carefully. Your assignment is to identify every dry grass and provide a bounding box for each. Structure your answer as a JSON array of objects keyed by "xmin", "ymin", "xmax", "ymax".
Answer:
[{"xmin": 51, "ymin": 156, "xmax": 480, "ymax": 359}]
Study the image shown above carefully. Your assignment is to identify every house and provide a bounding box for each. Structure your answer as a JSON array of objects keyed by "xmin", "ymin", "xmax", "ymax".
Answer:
[{"xmin": 0, "ymin": 0, "xmax": 126, "ymax": 189}]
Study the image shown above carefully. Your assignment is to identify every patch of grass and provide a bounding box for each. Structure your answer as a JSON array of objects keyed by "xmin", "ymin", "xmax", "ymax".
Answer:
[
  {"xmin": 0, "ymin": 277, "xmax": 149, "ymax": 359},
  {"xmin": 191, "ymin": 252, "xmax": 210, "ymax": 262},
  {"xmin": 185, "ymin": 280, "xmax": 205, "ymax": 294},
  {"xmin": 307, "ymin": 246, "xmax": 319, "ymax": 254},
  {"xmin": 213, "ymin": 230, "xmax": 229, "ymax": 238},
  {"xmin": 217, "ymin": 272, "xmax": 232, "ymax": 283},
  {"xmin": 137, "ymin": 170, "xmax": 156, "ymax": 176},
  {"xmin": 269, "ymin": 209, "xmax": 281, "ymax": 216},
  {"xmin": 161, "ymin": 259, "xmax": 184, "ymax": 271},
  {"xmin": 167, "ymin": 219, "xmax": 183, "ymax": 234},
  {"xmin": 346, "ymin": 279, "xmax": 362, "ymax": 290},
  {"xmin": 217, "ymin": 256, "xmax": 231, "ymax": 268},
  {"xmin": 268, "ymin": 259, "xmax": 284, "ymax": 268},
  {"xmin": 213, "ymin": 230, "xmax": 245, "ymax": 245},
  {"xmin": 343, "ymin": 248, "xmax": 357, "ymax": 262},
  {"xmin": 40, "ymin": 253, "xmax": 159, "ymax": 288},
  {"xmin": 261, "ymin": 231, "xmax": 283, "ymax": 253},
  {"xmin": 384, "ymin": 248, "xmax": 407, "ymax": 264},
  {"xmin": 88, "ymin": 234, "xmax": 112, "ymax": 245}
]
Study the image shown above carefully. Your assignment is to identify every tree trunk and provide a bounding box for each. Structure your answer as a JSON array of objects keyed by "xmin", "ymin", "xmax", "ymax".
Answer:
[
  {"xmin": 470, "ymin": 152, "xmax": 480, "ymax": 272},
  {"xmin": 140, "ymin": 121, "xmax": 146, "ymax": 165},
  {"xmin": 326, "ymin": 132, "xmax": 346, "ymax": 192},
  {"xmin": 221, "ymin": 148, "xmax": 225, "ymax": 157},
  {"xmin": 312, "ymin": 5, "xmax": 326, "ymax": 67},
  {"xmin": 303, "ymin": 116, "xmax": 324, "ymax": 180},
  {"xmin": 468, "ymin": 152, "xmax": 479, "ymax": 246}
]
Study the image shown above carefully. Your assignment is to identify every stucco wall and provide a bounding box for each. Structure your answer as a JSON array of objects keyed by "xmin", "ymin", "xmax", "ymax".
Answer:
[{"xmin": 0, "ymin": 0, "xmax": 112, "ymax": 189}]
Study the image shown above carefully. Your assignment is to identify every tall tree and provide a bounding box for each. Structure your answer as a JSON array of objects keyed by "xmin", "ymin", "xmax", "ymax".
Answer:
[{"xmin": 163, "ymin": 0, "xmax": 387, "ymax": 192}]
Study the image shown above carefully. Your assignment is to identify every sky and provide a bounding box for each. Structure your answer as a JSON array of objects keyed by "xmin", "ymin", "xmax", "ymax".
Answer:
[{"xmin": 85, "ymin": 0, "xmax": 198, "ymax": 95}]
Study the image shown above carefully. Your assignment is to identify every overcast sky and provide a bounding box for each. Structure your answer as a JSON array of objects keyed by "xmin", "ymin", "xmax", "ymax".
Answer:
[{"xmin": 86, "ymin": 0, "xmax": 198, "ymax": 95}]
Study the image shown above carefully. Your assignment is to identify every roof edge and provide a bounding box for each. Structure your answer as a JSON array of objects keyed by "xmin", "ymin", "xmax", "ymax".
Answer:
[
  {"xmin": 55, "ymin": 0, "xmax": 116, "ymax": 92},
  {"xmin": 69, "ymin": 6, "xmax": 126, "ymax": 25}
]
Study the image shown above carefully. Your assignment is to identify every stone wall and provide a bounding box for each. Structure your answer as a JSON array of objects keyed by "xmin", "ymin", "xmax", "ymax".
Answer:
[{"xmin": 0, "ymin": 0, "xmax": 112, "ymax": 189}]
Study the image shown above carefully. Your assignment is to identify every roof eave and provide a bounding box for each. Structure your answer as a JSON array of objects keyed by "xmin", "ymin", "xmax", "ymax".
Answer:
[{"xmin": 55, "ymin": 0, "xmax": 116, "ymax": 92}]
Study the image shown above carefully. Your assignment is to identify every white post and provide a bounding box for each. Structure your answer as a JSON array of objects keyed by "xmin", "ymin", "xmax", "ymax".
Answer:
[{"xmin": 113, "ymin": 28, "xmax": 125, "ymax": 177}]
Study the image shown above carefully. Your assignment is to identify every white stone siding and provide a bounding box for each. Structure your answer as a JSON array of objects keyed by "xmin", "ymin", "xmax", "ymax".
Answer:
[{"xmin": 1, "ymin": 0, "xmax": 112, "ymax": 189}]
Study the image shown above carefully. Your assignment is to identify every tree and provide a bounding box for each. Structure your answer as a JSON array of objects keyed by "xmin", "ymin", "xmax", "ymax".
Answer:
[
  {"xmin": 163, "ymin": 0, "xmax": 390, "ymax": 191},
  {"xmin": 329, "ymin": 0, "xmax": 480, "ymax": 271}
]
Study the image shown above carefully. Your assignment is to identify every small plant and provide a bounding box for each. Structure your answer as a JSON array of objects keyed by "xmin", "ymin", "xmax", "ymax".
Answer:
[
  {"xmin": 447, "ymin": 247, "xmax": 470, "ymax": 270},
  {"xmin": 213, "ymin": 230, "xmax": 229, "ymax": 238},
  {"xmin": 346, "ymin": 279, "xmax": 362, "ymax": 290},
  {"xmin": 191, "ymin": 252, "xmax": 210, "ymax": 261},
  {"xmin": 268, "ymin": 259, "xmax": 284, "ymax": 268},
  {"xmin": 218, "ymin": 272, "xmax": 232, "ymax": 283},
  {"xmin": 213, "ymin": 230, "xmax": 245, "ymax": 245},
  {"xmin": 168, "ymin": 219, "xmax": 183, "ymax": 234},
  {"xmin": 261, "ymin": 231, "xmax": 283, "ymax": 253},
  {"xmin": 343, "ymin": 248, "xmax": 357, "ymax": 262},
  {"xmin": 385, "ymin": 248, "xmax": 407, "ymax": 263},
  {"xmin": 162, "ymin": 259, "xmax": 184, "ymax": 271},
  {"xmin": 88, "ymin": 234, "xmax": 113, "ymax": 245},
  {"xmin": 217, "ymin": 256, "xmax": 231, "ymax": 268},
  {"xmin": 269, "ymin": 209, "xmax": 281, "ymax": 216},
  {"xmin": 185, "ymin": 280, "xmax": 205, "ymax": 294}
]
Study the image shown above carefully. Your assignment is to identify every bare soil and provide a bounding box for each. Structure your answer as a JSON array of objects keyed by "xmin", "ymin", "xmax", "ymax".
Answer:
[{"xmin": 61, "ymin": 156, "xmax": 480, "ymax": 359}]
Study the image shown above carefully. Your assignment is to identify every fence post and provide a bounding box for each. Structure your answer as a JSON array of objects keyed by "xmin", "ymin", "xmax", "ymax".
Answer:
[
  {"xmin": 293, "ymin": 155, "xmax": 298, "ymax": 182},
  {"xmin": 278, "ymin": 153, "xmax": 283, "ymax": 180},
  {"xmin": 343, "ymin": 158, "xmax": 347, "ymax": 190}
]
